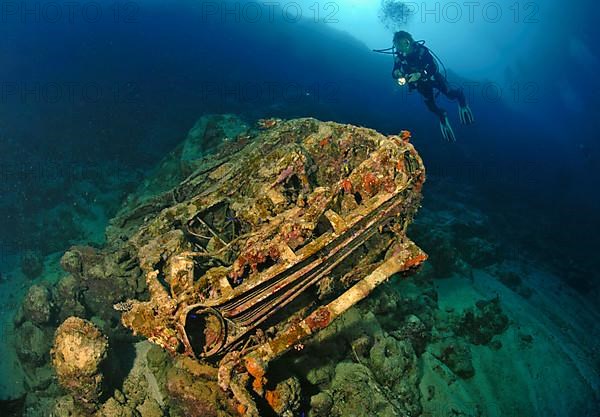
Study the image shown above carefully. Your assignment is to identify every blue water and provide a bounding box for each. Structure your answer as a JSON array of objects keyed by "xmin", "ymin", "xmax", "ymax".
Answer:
[
  {"xmin": 1, "ymin": 0, "xmax": 599, "ymax": 414},
  {"xmin": 3, "ymin": 0, "xmax": 598, "ymax": 279}
]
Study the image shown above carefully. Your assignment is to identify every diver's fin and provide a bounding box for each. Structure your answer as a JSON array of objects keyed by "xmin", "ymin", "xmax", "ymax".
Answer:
[
  {"xmin": 440, "ymin": 115, "xmax": 456, "ymax": 142},
  {"xmin": 458, "ymin": 104, "xmax": 475, "ymax": 125}
]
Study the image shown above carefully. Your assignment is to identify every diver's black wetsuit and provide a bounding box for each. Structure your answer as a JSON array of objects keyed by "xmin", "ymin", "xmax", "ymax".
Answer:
[{"xmin": 392, "ymin": 43, "xmax": 466, "ymax": 121}]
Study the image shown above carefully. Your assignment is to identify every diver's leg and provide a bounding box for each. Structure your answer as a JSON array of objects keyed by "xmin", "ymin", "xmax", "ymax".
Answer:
[
  {"xmin": 435, "ymin": 75, "xmax": 474, "ymax": 125},
  {"xmin": 435, "ymin": 75, "xmax": 466, "ymax": 105},
  {"xmin": 418, "ymin": 82, "xmax": 456, "ymax": 141},
  {"xmin": 418, "ymin": 82, "xmax": 446, "ymax": 121}
]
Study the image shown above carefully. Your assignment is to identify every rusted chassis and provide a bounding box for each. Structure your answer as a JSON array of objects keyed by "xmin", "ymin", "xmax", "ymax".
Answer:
[
  {"xmin": 177, "ymin": 179, "xmax": 425, "ymax": 360},
  {"xmin": 119, "ymin": 118, "xmax": 427, "ymax": 416}
]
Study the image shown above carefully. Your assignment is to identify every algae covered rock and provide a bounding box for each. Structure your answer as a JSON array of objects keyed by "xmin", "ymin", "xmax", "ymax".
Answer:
[
  {"xmin": 52, "ymin": 395, "xmax": 89, "ymax": 417},
  {"xmin": 391, "ymin": 314, "xmax": 429, "ymax": 355},
  {"xmin": 181, "ymin": 114, "xmax": 250, "ymax": 175},
  {"xmin": 264, "ymin": 376, "xmax": 302, "ymax": 416},
  {"xmin": 21, "ymin": 284, "xmax": 54, "ymax": 326},
  {"xmin": 53, "ymin": 274, "xmax": 87, "ymax": 322},
  {"xmin": 21, "ymin": 250, "xmax": 44, "ymax": 279},
  {"xmin": 60, "ymin": 248, "xmax": 85, "ymax": 276},
  {"xmin": 58, "ymin": 245, "xmax": 143, "ymax": 336},
  {"xmin": 309, "ymin": 391, "xmax": 333, "ymax": 417},
  {"xmin": 458, "ymin": 236, "xmax": 499, "ymax": 268},
  {"xmin": 51, "ymin": 317, "xmax": 109, "ymax": 404},
  {"xmin": 328, "ymin": 362, "xmax": 398, "ymax": 417},
  {"xmin": 369, "ymin": 336, "xmax": 422, "ymax": 416},
  {"xmin": 15, "ymin": 321, "xmax": 52, "ymax": 367},
  {"xmin": 95, "ymin": 397, "xmax": 137, "ymax": 417},
  {"xmin": 455, "ymin": 296, "xmax": 509, "ymax": 345},
  {"xmin": 428, "ymin": 337, "xmax": 475, "ymax": 379},
  {"xmin": 165, "ymin": 356, "xmax": 235, "ymax": 417}
]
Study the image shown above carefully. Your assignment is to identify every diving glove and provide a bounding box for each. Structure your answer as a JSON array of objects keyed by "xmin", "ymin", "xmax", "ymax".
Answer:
[
  {"xmin": 440, "ymin": 115, "xmax": 456, "ymax": 142},
  {"xmin": 458, "ymin": 104, "xmax": 475, "ymax": 125},
  {"xmin": 407, "ymin": 72, "xmax": 422, "ymax": 83}
]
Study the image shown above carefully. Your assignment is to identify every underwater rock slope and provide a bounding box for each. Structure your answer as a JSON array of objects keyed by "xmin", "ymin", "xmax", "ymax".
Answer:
[{"xmin": 10, "ymin": 115, "xmax": 599, "ymax": 417}]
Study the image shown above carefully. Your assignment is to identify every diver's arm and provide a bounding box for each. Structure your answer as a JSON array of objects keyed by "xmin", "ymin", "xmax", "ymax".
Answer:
[
  {"xmin": 420, "ymin": 47, "xmax": 439, "ymax": 77},
  {"xmin": 392, "ymin": 59, "xmax": 404, "ymax": 79},
  {"xmin": 392, "ymin": 58, "xmax": 407, "ymax": 85}
]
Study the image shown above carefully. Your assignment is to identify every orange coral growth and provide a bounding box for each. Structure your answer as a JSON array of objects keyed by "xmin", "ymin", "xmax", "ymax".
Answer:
[
  {"xmin": 319, "ymin": 136, "xmax": 331, "ymax": 147},
  {"xmin": 396, "ymin": 160, "xmax": 405, "ymax": 172},
  {"xmin": 246, "ymin": 356, "xmax": 268, "ymax": 394},
  {"xmin": 252, "ymin": 377, "xmax": 265, "ymax": 394},
  {"xmin": 382, "ymin": 177, "xmax": 397, "ymax": 193},
  {"xmin": 400, "ymin": 130, "xmax": 412, "ymax": 142},
  {"xmin": 403, "ymin": 252, "xmax": 428, "ymax": 269},
  {"xmin": 258, "ymin": 119, "xmax": 278, "ymax": 129},
  {"xmin": 362, "ymin": 172, "xmax": 380, "ymax": 195},
  {"xmin": 268, "ymin": 245, "xmax": 281, "ymax": 261},
  {"xmin": 305, "ymin": 306, "xmax": 332, "ymax": 331},
  {"xmin": 340, "ymin": 178, "xmax": 353, "ymax": 193},
  {"xmin": 282, "ymin": 225, "xmax": 306, "ymax": 249},
  {"xmin": 245, "ymin": 356, "xmax": 266, "ymax": 379},
  {"xmin": 265, "ymin": 389, "xmax": 283, "ymax": 411}
]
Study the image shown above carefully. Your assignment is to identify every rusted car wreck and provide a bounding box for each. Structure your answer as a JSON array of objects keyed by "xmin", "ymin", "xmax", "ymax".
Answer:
[{"xmin": 117, "ymin": 117, "xmax": 427, "ymax": 415}]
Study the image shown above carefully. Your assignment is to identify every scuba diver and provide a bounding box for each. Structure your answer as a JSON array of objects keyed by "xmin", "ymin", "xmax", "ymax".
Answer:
[{"xmin": 378, "ymin": 31, "xmax": 474, "ymax": 141}]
